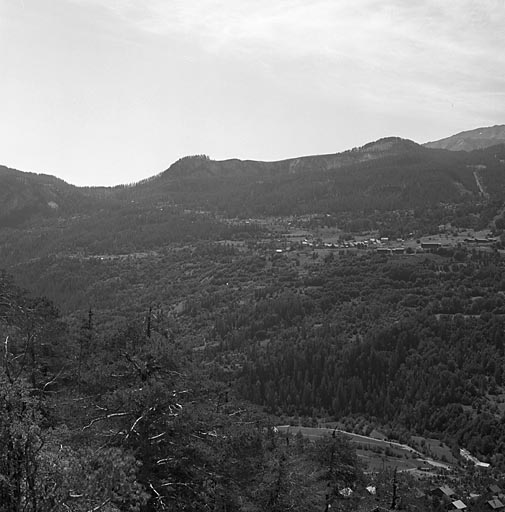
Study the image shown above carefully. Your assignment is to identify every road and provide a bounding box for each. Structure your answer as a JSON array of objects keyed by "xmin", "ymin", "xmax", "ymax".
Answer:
[{"xmin": 276, "ymin": 425, "xmax": 452, "ymax": 471}]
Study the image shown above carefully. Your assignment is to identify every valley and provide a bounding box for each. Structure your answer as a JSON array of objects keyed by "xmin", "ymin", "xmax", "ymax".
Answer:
[{"xmin": 3, "ymin": 134, "xmax": 505, "ymax": 510}]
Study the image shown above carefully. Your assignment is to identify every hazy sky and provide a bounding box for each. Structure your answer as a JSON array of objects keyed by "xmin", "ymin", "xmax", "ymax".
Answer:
[{"xmin": 1, "ymin": 0, "xmax": 504, "ymax": 186}]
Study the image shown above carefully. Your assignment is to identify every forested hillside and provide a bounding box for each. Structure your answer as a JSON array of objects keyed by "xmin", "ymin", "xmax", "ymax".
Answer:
[
  {"xmin": 0, "ymin": 165, "xmax": 106, "ymax": 227},
  {"xmin": 1, "ymin": 270, "xmax": 372, "ymax": 511},
  {"xmin": 239, "ymin": 253, "xmax": 505, "ymax": 464},
  {"xmin": 4, "ymin": 136, "xmax": 505, "ymax": 510},
  {"xmin": 122, "ymin": 140, "xmax": 505, "ymax": 216},
  {"xmin": 5, "ymin": 139, "xmax": 505, "ymax": 225}
]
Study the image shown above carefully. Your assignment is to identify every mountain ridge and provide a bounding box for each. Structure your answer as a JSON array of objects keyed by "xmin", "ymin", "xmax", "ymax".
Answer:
[
  {"xmin": 124, "ymin": 138, "xmax": 505, "ymax": 217},
  {"xmin": 1, "ymin": 137, "xmax": 425, "ymax": 224},
  {"xmin": 2, "ymin": 132, "xmax": 505, "ymax": 225},
  {"xmin": 0, "ymin": 164, "xmax": 105, "ymax": 226},
  {"xmin": 424, "ymin": 124, "xmax": 505, "ymax": 151}
]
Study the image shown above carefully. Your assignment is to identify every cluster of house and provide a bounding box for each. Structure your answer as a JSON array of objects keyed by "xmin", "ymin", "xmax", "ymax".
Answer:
[
  {"xmin": 375, "ymin": 237, "xmax": 499, "ymax": 256},
  {"xmin": 431, "ymin": 485, "xmax": 468, "ymax": 510},
  {"xmin": 270, "ymin": 231, "xmax": 500, "ymax": 257},
  {"xmin": 460, "ymin": 449, "xmax": 490, "ymax": 469},
  {"xmin": 430, "ymin": 484, "xmax": 505, "ymax": 511},
  {"xmin": 297, "ymin": 237, "xmax": 406, "ymax": 251}
]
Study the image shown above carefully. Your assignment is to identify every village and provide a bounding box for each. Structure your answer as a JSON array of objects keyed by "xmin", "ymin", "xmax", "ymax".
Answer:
[
  {"xmin": 276, "ymin": 425, "xmax": 504, "ymax": 512},
  {"xmin": 214, "ymin": 212, "xmax": 502, "ymax": 263}
]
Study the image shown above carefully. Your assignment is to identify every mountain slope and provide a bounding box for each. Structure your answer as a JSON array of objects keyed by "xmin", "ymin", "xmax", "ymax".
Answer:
[
  {"xmin": 0, "ymin": 165, "xmax": 105, "ymax": 227},
  {"xmin": 4, "ymin": 136, "xmax": 505, "ymax": 227},
  {"xmin": 424, "ymin": 125, "xmax": 505, "ymax": 151},
  {"xmin": 123, "ymin": 138, "xmax": 505, "ymax": 216}
]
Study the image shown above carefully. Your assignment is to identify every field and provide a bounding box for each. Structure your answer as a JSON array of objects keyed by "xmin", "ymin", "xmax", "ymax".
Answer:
[{"xmin": 277, "ymin": 426, "xmax": 454, "ymax": 476}]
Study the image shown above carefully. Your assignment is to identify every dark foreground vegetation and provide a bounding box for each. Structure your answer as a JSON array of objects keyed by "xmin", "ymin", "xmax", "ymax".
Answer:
[{"xmin": 0, "ymin": 270, "xmax": 378, "ymax": 511}]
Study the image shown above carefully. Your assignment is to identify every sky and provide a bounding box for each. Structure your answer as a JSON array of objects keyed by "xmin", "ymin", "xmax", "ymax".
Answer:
[{"xmin": 1, "ymin": 0, "xmax": 505, "ymax": 186}]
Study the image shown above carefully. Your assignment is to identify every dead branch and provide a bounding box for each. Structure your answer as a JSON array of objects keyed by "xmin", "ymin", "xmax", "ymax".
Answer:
[
  {"xmin": 3, "ymin": 336, "xmax": 12, "ymax": 383},
  {"xmin": 87, "ymin": 498, "xmax": 111, "ymax": 512},
  {"xmin": 160, "ymin": 482, "xmax": 192, "ymax": 488},
  {"xmin": 228, "ymin": 408, "xmax": 246, "ymax": 416},
  {"xmin": 125, "ymin": 406, "xmax": 154, "ymax": 440},
  {"xmin": 41, "ymin": 367, "xmax": 66, "ymax": 391},
  {"xmin": 82, "ymin": 412, "xmax": 131, "ymax": 430},
  {"xmin": 149, "ymin": 432, "xmax": 165, "ymax": 441},
  {"xmin": 149, "ymin": 483, "xmax": 168, "ymax": 509}
]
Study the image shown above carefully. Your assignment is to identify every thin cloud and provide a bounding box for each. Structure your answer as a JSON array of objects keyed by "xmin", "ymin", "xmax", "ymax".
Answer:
[
  {"xmin": 71, "ymin": 1, "xmax": 505, "ymax": 57},
  {"xmin": 69, "ymin": 0, "xmax": 505, "ymax": 94}
]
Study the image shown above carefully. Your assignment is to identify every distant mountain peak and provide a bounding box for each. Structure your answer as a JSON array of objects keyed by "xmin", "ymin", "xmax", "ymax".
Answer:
[
  {"xmin": 359, "ymin": 137, "xmax": 420, "ymax": 153},
  {"xmin": 424, "ymin": 124, "xmax": 505, "ymax": 151},
  {"xmin": 163, "ymin": 137, "xmax": 420, "ymax": 173}
]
